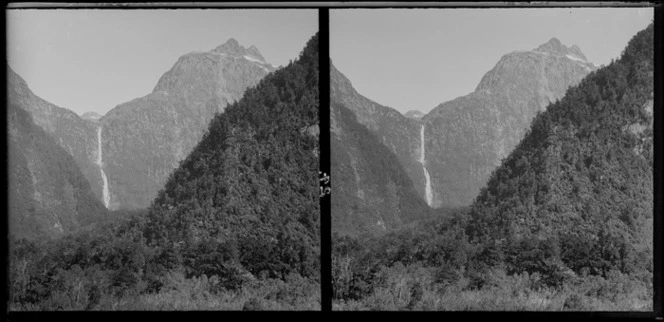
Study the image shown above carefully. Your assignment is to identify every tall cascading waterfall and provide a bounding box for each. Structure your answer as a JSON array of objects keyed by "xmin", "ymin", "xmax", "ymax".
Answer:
[
  {"xmin": 419, "ymin": 124, "xmax": 433, "ymax": 206},
  {"xmin": 96, "ymin": 126, "xmax": 111, "ymax": 208}
]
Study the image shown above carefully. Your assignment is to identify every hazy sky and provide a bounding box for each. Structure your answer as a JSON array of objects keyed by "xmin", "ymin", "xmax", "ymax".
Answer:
[
  {"xmin": 331, "ymin": 8, "xmax": 653, "ymax": 114},
  {"xmin": 7, "ymin": 9, "xmax": 317, "ymax": 116}
]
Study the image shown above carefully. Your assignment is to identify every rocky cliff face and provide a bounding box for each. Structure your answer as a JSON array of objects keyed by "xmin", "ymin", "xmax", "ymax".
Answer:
[
  {"xmin": 331, "ymin": 101, "xmax": 431, "ymax": 236},
  {"xmin": 100, "ymin": 39, "xmax": 274, "ymax": 208},
  {"xmin": 7, "ymin": 67, "xmax": 103, "ymax": 205},
  {"xmin": 423, "ymin": 38, "xmax": 596, "ymax": 207},
  {"xmin": 332, "ymin": 38, "xmax": 596, "ymax": 210},
  {"xmin": 8, "ymin": 102, "xmax": 108, "ymax": 240},
  {"xmin": 330, "ymin": 62, "xmax": 426, "ymax": 199},
  {"xmin": 100, "ymin": 38, "xmax": 275, "ymax": 210},
  {"xmin": 8, "ymin": 39, "xmax": 274, "ymax": 211}
]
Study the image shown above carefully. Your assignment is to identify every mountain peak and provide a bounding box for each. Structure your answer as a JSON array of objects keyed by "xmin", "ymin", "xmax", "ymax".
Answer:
[
  {"xmin": 246, "ymin": 45, "xmax": 266, "ymax": 62},
  {"xmin": 475, "ymin": 38, "xmax": 593, "ymax": 94},
  {"xmin": 547, "ymin": 37, "xmax": 562, "ymax": 47},
  {"xmin": 211, "ymin": 38, "xmax": 266, "ymax": 62},
  {"xmin": 534, "ymin": 37, "xmax": 588, "ymax": 62},
  {"xmin": 568, "ymin": 44, "xmax": 587, "ymax": 61},
  {"xmin": 216, "ymin": 38, "xmax": 240, "ymax": 50},
  {"xmin": 535, "ymin": 37, "xmax": 564, "ymax": 53},
  {"xmin": 153, "ymin": 38, "xmax": 272, "ymax": 95}
]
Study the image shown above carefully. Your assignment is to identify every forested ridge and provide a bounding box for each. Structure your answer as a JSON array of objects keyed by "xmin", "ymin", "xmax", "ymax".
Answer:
[
  {"xmin": 145, "ymin": 31, "xmax": 320, "ymax": 280},
  {"xmin": 468, "ymin": 25, "xmax": 653, "ymax": 250},
  {"xmin": 333, "ymin": 24, "xmax": 653, "ymax": 311},
  {"xmin": 8, "ymin": 33, "xmax": 320, "ymax": 311},
  {"xmin": 464, "ymin": 25, "xmax": 655, "ymax": 288}
]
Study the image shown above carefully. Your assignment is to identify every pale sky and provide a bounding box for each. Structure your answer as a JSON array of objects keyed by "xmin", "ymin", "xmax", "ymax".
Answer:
[
  {"xmin": 331, "ymin": 8, "xmax": 653, "ymax": 115},
  {"xmin": 7, "ymin": 9, "xmax": 317, "ymax": 116}
]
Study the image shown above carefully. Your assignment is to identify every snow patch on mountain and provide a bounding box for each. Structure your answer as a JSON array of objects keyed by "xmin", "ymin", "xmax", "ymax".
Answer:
[
  {"xmin": 566, "ymin": 54, "xmax": 587, "ymax": 63},
  {"xmin": 244, "ymin": 55, "xmax": 265, "ymax": 64}
]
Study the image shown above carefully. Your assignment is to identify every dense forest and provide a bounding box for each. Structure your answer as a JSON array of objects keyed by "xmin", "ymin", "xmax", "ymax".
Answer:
[
  {"xmin": 8, "ymin": 33, "xmax": 320, "ymax": 311},
  {"xmin": 333, "ymin": 24, "xmax": 653, "ymax": 311}
]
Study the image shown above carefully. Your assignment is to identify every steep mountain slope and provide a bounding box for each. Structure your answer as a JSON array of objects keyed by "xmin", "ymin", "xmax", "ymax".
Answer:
[
  {"xmin": 331, "ymin": 38, "xmax": 594, "ymax": 209},
  {"xmin": 331, "ymin": 101, "xmax": 431, "ymax": 237},
  {"xmin": 423, "ymin": 38, "xmax": 596, "ymax": 208},
  {"xmin": 468, "ymin": 24, "xmax": 653, "ymax": 254},
  {"xmin": 99, "ymin": 39, "xmax": 276, "ymax": 210},
  {"xmin": 8, "ymin": 102, "xmax": 108, "ymax": 240},
  {"xmin": 144, "ymin": 34, "xmax": 319, "ymax": 279},
  {"xmin": 330, "ymin": 62, "xmax": 426, "ymax": 200},
  {"xmin": 7, "ymin": 67, "xmax": 103, "ymax": 204},
  {"xmin": 8, "ymin": 39, "xmax": 275, "ymax": 211}
]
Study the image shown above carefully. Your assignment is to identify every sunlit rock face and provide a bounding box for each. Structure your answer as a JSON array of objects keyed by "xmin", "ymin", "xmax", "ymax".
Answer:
[
  {"xmin": 423, "ymin": 38, "xmax": 595, "ymax": 208},
  {"xmin": 331, "ymin": 38, "xmax": 595, "ymax": 210},
  {"xmin": 100, "ymin": 39, "xmax": 274, "ymax": 210}
]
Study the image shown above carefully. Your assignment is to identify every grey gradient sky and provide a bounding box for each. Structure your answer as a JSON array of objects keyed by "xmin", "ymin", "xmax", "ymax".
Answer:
[
  {"xmin": 331, "ymin": 8, "xmax": 653, "ymax": 115},
  {"xmin": 7, "ymin": 9, "xmax": 317, "ymax": 116}
]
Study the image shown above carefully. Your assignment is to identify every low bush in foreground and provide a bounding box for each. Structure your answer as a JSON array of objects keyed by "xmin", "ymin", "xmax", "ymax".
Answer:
[{"xmin": 333, "ymin": 264, "xmax": 651, "ymax": 311}]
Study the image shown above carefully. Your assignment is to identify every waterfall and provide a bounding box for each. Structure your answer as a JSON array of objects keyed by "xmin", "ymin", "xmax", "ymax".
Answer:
[
  {"xmin": 419, "ymin": 124, "xmax": 433, "ymax": 206},
  {"xmin": 96, "ymin": 126, "xmax": 111, "ymax": 208}
]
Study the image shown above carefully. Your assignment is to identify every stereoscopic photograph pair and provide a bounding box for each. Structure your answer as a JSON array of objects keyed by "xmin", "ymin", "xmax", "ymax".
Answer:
[{"xmin": 6, "ymin": 4, "xmax": 657, "ymax": 314}]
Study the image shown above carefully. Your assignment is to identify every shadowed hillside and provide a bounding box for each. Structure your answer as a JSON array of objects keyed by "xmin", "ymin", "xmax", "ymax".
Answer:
[
  {"xmin": 331, "ymin": 100, "xmax": 432, "ymax": 237},
  {"xmin": 8, "ymin": 102, "xmax": 108, "ymax": 240}
]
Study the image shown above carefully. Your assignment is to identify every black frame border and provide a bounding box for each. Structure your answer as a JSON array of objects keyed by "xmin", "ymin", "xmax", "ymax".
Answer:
[{"xmin": 3, "ymin": 2, "xmax": 661, "ymax": 320}]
